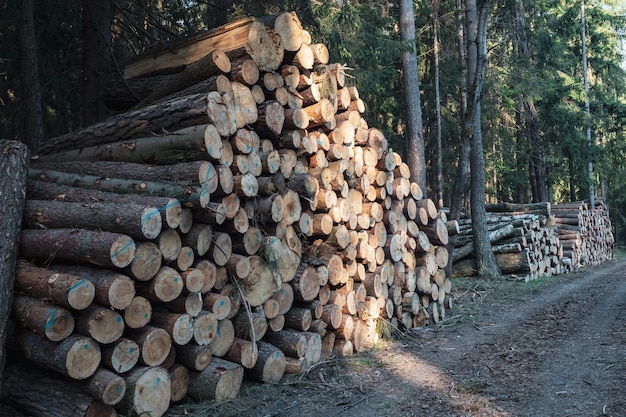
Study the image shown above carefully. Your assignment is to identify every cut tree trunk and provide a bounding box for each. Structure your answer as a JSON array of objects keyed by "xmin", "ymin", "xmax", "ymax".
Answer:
[
  {"xmin": 120, "ymin": 366, "xmax": 171, "ymax": 417},
  {"xmin": 38, "ymin": 94, "xmax": 212, "ymax": 155},
  {"xmin": 187, "ymin": 357, "xmax": 244, "ymax": 402},
  {"xmin": 453, "ymin": 223, "xmax": 516, "ymax": 262},
  {"xmin": 123, "ymin": 296, "xmax": 153, "ymax": 329},
  {"xmin": 33, "ymin": 160, "xmax": 213, "ymax": 185},
  {"xmin": 26, "ymin": 180, "xmax": 183, "ymax": 230},
  {"xmin": 14, "ymin": 260, "xmax": 95, "ymax": 310},
  {"xmin": 35, "ymin": 124, "xmax": 209, "ymax": 165},
  {"xmin": 124, "ymin": 325, "xmax": 172, "ymax": 367},
  {"xmin": 100, "ymin": 337, "xmax": 140, "ymax": 373},
  {"xmin": 50, "ymin": 265, "xmax": 135, "ymax": 310},
  {"xmin": 133, "ymin": 50, "xmax": 231, "ymax": 109},
  {"xmin": 81, "ymin": 367, "xmax": 127, "ymax": 406},
  {"xmin": 12, "ymin": 294, "xmax": 75, "ymax": 341},
  {"xmin": 245, "ymin": 340, "xmax": 286, "ymax": 383},
  {"xmin": 150, "ymin": 311, "xmax": 195, "ymax": 346},
  {"xmin": 10, "ymin": 331, "xmax": 101, "ymax": 380},
  {"xmin": 124, "ymin": 16, "xmax": 285, "ymax": 78},
  {"xmin": 23, "ymin": 199, "xmax": 163, "ymax": 240},
  {"xmin": 29, "ymin": 168, "xmax": 208, "ymax": 208},
  {"xmin": 1, "ymin": 363, "xmax": 117, "ymax": 417},
  {"xmin": 175, "ymin": 343, "xmax": 213, "ymax": 371},
  {"xmin": 74, "ymin": 304, "xmax": 125, "ymax": 344}
]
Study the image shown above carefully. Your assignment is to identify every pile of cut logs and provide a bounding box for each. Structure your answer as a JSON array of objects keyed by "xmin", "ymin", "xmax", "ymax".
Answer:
[
  {"xmin": 4, "ymin": 12, "xmax": 452, "ymax": 417},
  {"xmin": 452, "ymin": 200, "xmax": 614, "ymax": 280},
  {"xmin": 552, "ymin": 199, "xmax": 614, "ymax": 268}
]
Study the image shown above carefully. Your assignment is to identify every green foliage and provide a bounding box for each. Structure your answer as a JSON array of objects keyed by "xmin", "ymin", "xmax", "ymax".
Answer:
[{"xmin": 308, "ymin": 1, "xmax": 406, "ymax": 150}]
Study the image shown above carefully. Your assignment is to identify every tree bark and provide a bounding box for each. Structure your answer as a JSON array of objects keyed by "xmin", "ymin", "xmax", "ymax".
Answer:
[
  {"xmin": 187, "ymin": 357, "xmax": 244, "ymax": 402},
  {"xmin": 29, "ymin": 167, "xmax": 208, "ymax": 208},
  {"xmin": 0, "ymin": 140, "xmax": 29, "ymax": 390},
  {"xmin": 39, "ymin": 93, "xmax": 210, "ymax": 155},
  {"xmin": 1, "ymin": 363, "xmax": 116, "ymax": 417},
  {"xmin": 23, "ymin": 199, "xmax": 163, "ymax": 240},
  {"xmin": 120, "ymin": 366, "xmax": 171, "ymax": 417},
  {"xmin": 26, "ymin": 180, "xmax": 183, "ymax": 230},
  {"xmin": 10, "ymin": 331, "xmax": 101, "ymax": 380},
  {"xmin": 20, "ymin": 228, "xmax": 136, "ymax": 269},
  {"xmin": 82, "ymin": 0, "xmax": 111, "ymax": 125},
  {"xmin": 445, "ymin": 0, "xmax": 471, "ymax": 277},
  {"xmin": 399, "ymin": 0, "xmax": 427, "ymax": 193},
  {"xmin": 465, "ymin": 0, "xmax": 500, "ymax": 279},
  {"xmin": 14, "ymin": 260, "xmax": 95, "ymax": 310},
  {"xmin": 431, "ymin": 0, "xmax": 444, "ymax": 208},
  {"xmin": 134, "ymin": 50, "xmax": 231, "ymax": 109},
  {"xmin": 17, "ymin": 0, "xmax": 44, "ymax": 152},
  {"xmin": 12, "ymin": 294, "xmax": 75, "ymax": 342}
]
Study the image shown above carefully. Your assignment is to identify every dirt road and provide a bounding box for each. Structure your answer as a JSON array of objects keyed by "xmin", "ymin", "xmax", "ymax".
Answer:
[{"xmin": 195, "ymin": 255, "xmax": 626, "ymax": 417}]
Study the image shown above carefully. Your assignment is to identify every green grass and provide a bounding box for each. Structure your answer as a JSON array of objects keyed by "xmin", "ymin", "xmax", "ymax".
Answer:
[
  {"xmin": 520, "ymin": 273, "xmax": 561, "ymax": 295},
  {"xmin": 345, "ymin": 354, "xmax": 385, "ymax": 371}
]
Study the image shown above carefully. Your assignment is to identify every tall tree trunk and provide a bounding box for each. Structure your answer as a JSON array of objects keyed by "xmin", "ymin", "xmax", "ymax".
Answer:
[
  {"xmin": 17, "ymin": 0, "xmax": 44, "ymax": 153},
  {"xmin": 0, "ymin": 140, "xmax": 30, "ymax": 393},
  {"xmin": 568, "ymin": 153, "xmax": 577, "ymax": 201},
  {"xmin": 515, "ymin": 100, "xmax": 528, "ymax": 203},
  {"xmin": 445, "ymin": 0, "xmax": 471, "ymax": 276},
  {"xmin": 581, "ymin": 0, "xmax": 594, "ymax": 207},
  {"xmin": 512, "ymin": 0, "xmax": 549, "ymax": 203},
  {"xmin": 466, "ymin": 0, "xmax": 500, "ymax": 279},
  {"xmin": 527, "ymin": 99, "xmax": 547, "ymax": 202},
  {"xmin": 82, "ymin": 0, "xmax": 112, "ymax": 126},
  {"xmin": 399, "ymin": 0, "xmax": 428, "ymax": 193},
  {"xmin": 431, "ymin": 0, "xmax": 444, "ymax": 208}
]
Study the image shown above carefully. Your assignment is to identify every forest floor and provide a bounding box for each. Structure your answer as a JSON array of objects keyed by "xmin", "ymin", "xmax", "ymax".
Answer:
[{"xmin": 168, "ymin": 251, "xmax": 626, "ymax": 417}]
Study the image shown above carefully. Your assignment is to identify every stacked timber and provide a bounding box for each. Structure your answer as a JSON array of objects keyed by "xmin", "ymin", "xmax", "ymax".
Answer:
[
  {"xmin": 552, "ymin": 199, "xmax": 614, "ymax": 268},
  {"xmin": 452, "ymin": 200, "xmax": 614, "ymax": 280},
  {"xmin": 7, "ymin": 11, "xmax": 453, "ymax": 417}
]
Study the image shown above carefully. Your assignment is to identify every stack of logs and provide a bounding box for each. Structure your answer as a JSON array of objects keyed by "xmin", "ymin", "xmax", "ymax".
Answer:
[
  {"xmin": 4, "ymin": 11, "xmax": 453, "ymax": 417},
  {"xmin": 553, "ymin": 198, "xmax": 614, "ymax": 268},
  {"xmin": 452, "ymin": 200, "xmax": 614, "ymax": 281}
]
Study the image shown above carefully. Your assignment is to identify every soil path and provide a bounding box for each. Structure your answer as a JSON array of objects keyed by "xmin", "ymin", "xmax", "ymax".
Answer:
[{"xmin": 200, "ymin": 256, "xmax": 626, "ymax": 417}]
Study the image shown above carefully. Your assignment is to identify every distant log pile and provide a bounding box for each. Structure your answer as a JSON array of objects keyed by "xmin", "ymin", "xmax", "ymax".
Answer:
[
  {"xmin": 5, "ymin": 11, "xmax": 453, "ymax": 417},
  {"xmin": 452, "ymin": 200, "xmax": 614, "ymax": 280},
  {"xmin": 552, "ymin": 199, "xmax": 614, "ymax": 268}
]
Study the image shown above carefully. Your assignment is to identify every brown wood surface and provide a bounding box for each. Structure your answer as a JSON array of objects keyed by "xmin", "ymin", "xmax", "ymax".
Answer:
[
  {"xmin": 48, "ymin": 264, "xmax": 136, "ymax": 310},
  {"xmin": 246, "ymin": 340, "xmax": 286, "ymax": 383},
  {"xmin": 123, "ymin": 296, "xmax": 152, "ymax": 329},
  {"xmin": 187, "ymin": 357, "xmax": 244, "ymax": 402},
  {"xmin": 11, "ymin": 331, "xmax": 101, "ymax": 380},
  {"xmin": 14, "ymin": 260, "xmax": 95, "ymax": 310},
  {"xmin": 175, "ymin": 343, "xmax": 213, "ymax": 371},
  {"xmin": 74, "ymin": 304, "xmax": 125, "ymax": 344},
  {"xmin": 120, "ymin": 366, "xmax": 171, "ymax": 417},
  {"xmin": 100, "ymin": 337, "xmax": 140, "ymax": 374},
  {"xmin": 19, "ymin": 228, "xmax": 136, "ymax": 269},
  {"xmin": 12, "ymin": 294, "xmax": 75, "ymax": 341},
  {"xmin": 125, "ymin": 325, "xmax": 172, "ymax": 367},
  {"xmin": 1, "ymin": 363, "xmax": 117, "ymax": 417},
  {"xmin": 192, "ymin": 310, "xmax": 219, "ymax": 346},
  {"xmin": 39, "ymin": 94, "xmax": 211, "ymax": 155}
]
